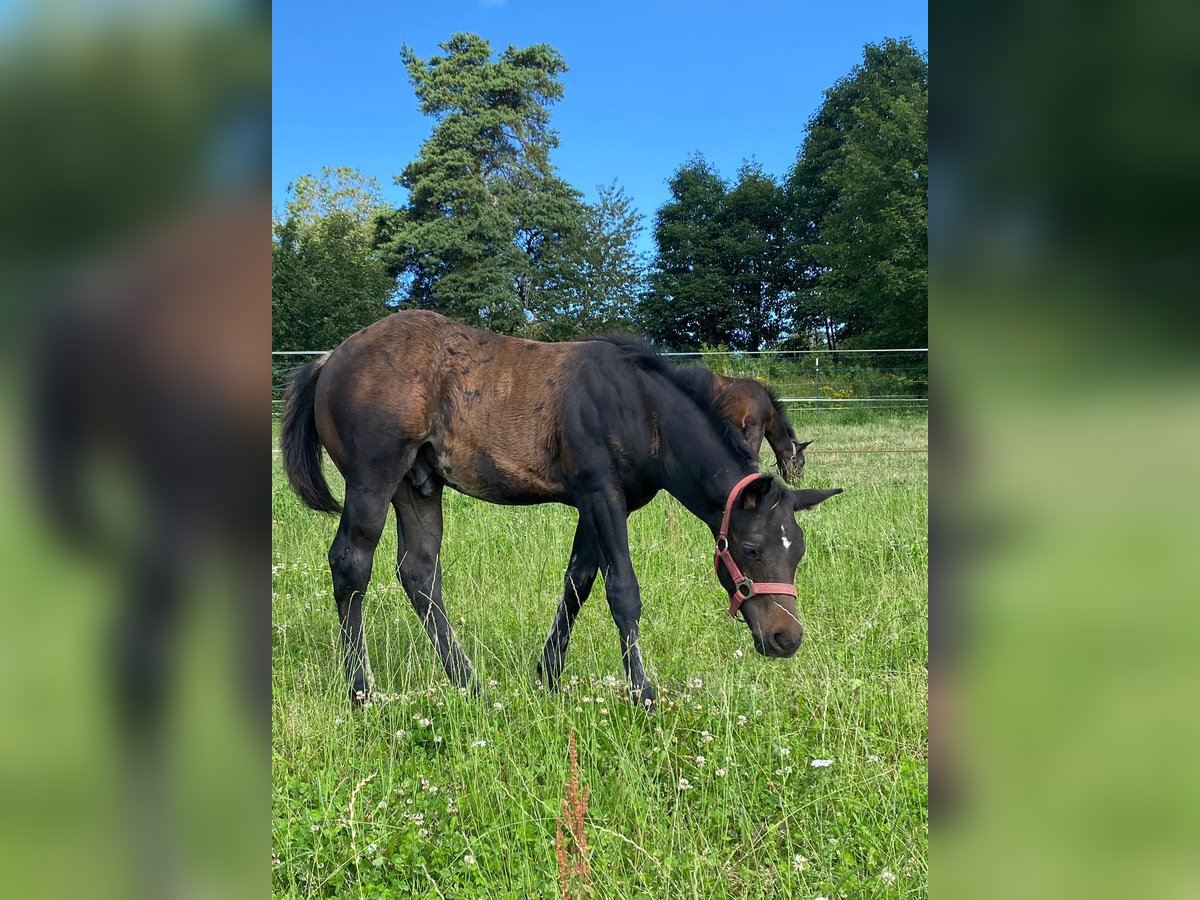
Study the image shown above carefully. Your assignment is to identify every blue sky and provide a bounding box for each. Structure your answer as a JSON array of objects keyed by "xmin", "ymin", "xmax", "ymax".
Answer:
[{"xmin": 273, "ymin": 0, "xmax": 926, "ymax": 248}]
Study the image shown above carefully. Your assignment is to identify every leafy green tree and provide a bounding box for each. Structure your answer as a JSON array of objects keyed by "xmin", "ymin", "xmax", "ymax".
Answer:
[
  {"xmin": 641, "ymin": 157, "xmax": 788, "ymax": 350},
  {"xmin": 640, "ymin": 156, "xmax": 738, "ymax": 349},
  {"xmin": 272, "ymin": 167, "xmax": 396, "ymax": 351},
  {"xmin": 786, "ymin": 37, "xmax": 928, "ymax": 349},
  {"xmin": 530, "ymin": 181, "xmax": 646, "ymax": 340},
  {"xmin": 719, "ymin": 162, "xmax": 790, "ymax": 349},
  {"xmin": 376, "ymin": 33, "xmax": 588, "ymax": 336}
]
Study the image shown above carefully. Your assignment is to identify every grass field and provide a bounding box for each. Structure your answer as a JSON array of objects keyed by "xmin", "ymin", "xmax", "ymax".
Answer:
[{"xmin": 272, "ymin": 412, "xmax": 928, "ymax": 899}]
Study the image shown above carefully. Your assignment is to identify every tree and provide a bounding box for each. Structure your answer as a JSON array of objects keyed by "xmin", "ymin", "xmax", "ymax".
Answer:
[
  {"xmin": 718, "ymin": 162, "xmax": 790, "ymax": 349},
  {"xmin": 272, "ymin": 167, "xmax": 396, "ymax": 351},
  {"xmin": 376, "ymin": 33, "xmax": 589, "ymax": 336},
  {"xmin": 786, "ymin": 38, "xmax": 928, "ymax": 349},
  {"xmin": 530, "ymin": 181, "xmax": 646, "ymax": 340},
  {"xmin": 640, "ymin": 156, "xmax": 738, "ymax": 349},
  {"xmin": 641, "ymin": 156, "xmax": 788, "ymax": 351}
]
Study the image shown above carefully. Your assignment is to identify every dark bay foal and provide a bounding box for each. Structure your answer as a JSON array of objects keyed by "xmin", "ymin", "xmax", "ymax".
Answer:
[{"xmin": 280, "ymin": 311, "xmax": 840, "ymax": 706}]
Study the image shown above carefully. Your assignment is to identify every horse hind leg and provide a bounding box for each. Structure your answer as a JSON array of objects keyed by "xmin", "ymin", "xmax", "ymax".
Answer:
[
  {"xmin": 392, "ymin": 479, "xmax": 476, "ymax": 691},
  {"xmin": 329, "ymin": 484, "xmax": 393, "ymax": 703}
]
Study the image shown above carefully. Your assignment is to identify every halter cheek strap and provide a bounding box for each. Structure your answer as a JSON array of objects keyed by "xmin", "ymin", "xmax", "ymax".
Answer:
[{"xmin": 714, "ymin": 473, "xmax": 799, "ymax": 618}]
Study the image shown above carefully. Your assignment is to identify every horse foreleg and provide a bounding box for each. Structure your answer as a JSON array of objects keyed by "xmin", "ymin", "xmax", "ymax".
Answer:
[
  {"xmin": 393, "ymin": 482, "xmax": 476, "ymax": 691},
  {"xmin": 578, "ymin": 492, "xmax": 657, "ymax": 710},
  {"xmin": 537, "ymin": 521, "xmax": 599, "ymax": 689}
]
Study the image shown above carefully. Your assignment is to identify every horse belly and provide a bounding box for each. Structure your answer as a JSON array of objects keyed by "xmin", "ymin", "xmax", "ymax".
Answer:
[{"xmin": 435, "ymin": 443, "xmax": 566, "ymax": 505}]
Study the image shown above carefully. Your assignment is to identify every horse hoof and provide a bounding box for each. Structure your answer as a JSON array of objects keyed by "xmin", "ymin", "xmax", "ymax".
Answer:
[{"xmin": 631, "ymin": 686, "xmax": 657, "ymax": 713}]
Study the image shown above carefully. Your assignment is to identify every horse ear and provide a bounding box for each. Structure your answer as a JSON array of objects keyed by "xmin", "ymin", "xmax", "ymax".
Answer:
[
  {"xmin": 796, "ymin": 440, "xmax": 813, "ymax": 451},
  {"xmin": 792, "ymin": 487, "xmax": 842, "ymax": 510},
  {"xmin": 738, "ymin": 476, "xmax": 775, "ymax": 510}
]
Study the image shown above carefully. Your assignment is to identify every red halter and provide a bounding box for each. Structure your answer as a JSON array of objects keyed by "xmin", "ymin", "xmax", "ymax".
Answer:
[{"xmin": 714, "ymin": 473, "xmax": 799, "ymax": 618}]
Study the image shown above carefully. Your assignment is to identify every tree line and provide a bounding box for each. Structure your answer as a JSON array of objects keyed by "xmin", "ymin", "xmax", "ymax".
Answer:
[{"xmin": 272, "ymin": 33, "xmax": 926, "ymax": 353}]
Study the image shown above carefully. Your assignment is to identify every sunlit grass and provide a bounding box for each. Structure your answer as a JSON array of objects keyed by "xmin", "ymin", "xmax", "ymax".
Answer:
[{"xmin": 272, "ymin": 412, "xmax": 927, "ymax": 898}]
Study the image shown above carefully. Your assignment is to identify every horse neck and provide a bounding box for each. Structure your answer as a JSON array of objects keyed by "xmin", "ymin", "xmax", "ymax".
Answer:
[
  {"xmin": 763, "ymin": 410, "xmax": 793, "ymax": 459},
  {"xmin": 648, "ymin": 378, "xmax": 755, "ymax": 532}
]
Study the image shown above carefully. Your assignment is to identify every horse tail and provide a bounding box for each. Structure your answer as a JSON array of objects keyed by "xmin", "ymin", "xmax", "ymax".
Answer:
[{"xmin": 280, "ymin": 355, "xmax": 341, "ymax": 514}]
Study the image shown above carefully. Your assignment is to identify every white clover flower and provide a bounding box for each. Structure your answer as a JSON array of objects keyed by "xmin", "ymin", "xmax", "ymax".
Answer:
[
  {"xmin": 395, "ymin": 729, "xmax": 406, "ymax": 739},
  {"xmin": 678, "ymin": 776, "xmax": 691, "ymax": 790},
  {"xmin": 463, "ymin": 854, "xmax": 476, "ymax": 866},
  {"xmin": 418, "ymin": 717, "xmax": 432, "ymax": 728},
  {"xmin": 310, "ymin": 824, "xmax": 321, "ymax": 833},
  {"xmin": 700, "ymin": 730, "xmax": 713, "ymax": 743},
  {"xmin": 434, "ymin": 735, "xmax": 443, "ymax": 743},
  {"xmin": 367, "ymin": 843, "xmax": 377, "ymax": 855},
  {"xmin": 810, "ymin": 758, "xmax": 833, "ymax": 768},
  {"xmin": 793, "ymin": 854, "xmax": 806, "ymax": 871},
  {"xmin": 691, "ymin": 677, "xmax": 703, "ymax": 688},
  {"xmin": 779, "ymin": 747, "xmax": 791, "ymax": 757},
  {"xmin": 574, "ymin": 706, "xmax": 583, "ymax": 712},
  {"xmin": 492, "ymin": 701, "xmax": 504, "ymax": 711},
  {"xmin": 603, "ymin": 674, "xmax": 618, "ymax": 688},
  {"xmin": 695, "ymin": 755, "xmax": 706, "ymax": 767},
  {"xmin": 880, "ymin": 871, "xmax": 896, "ymax": 886},
  {"xmin": 582, "ymin": 696, "xmax": 592, "ymax": 703},
  {"xmin": 377, "ymin": 800, "xmax": 387, "ymax": 810},
  {"xmin": 733, "ymin": 649, "xmax": 743, "ymax": 660},
  {"xmin": 868, "ymin": 754, "xmax": 881, "ymax": 762},
  {"xmin": 471, "ymin": 739, "xmax": 487, "ymax": 748},
  {"xmin": 599, "ymin": 707, "xmax": 608, "ymax": 716},
  {"xmin": 419, "ymin": 828, "xmax": 429, "ymax": 837},
  {"xmin": 737, "ymin": 715, "xmax": 748, "ymax": 726},
  {"xmin": 716, "ymin": 768, "xmax": 727, "ymax": 777}
]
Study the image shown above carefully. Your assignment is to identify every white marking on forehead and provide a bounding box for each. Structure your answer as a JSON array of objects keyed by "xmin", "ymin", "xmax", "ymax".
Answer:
[{"xmin": 780, "ymin": 525, "xmax": 792, "ymax": 550}]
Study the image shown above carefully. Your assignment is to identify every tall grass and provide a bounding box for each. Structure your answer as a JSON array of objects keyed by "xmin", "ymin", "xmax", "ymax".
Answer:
[{"xmin": 272, "ymin": 414, "xmax": 927, "ymax": 898}]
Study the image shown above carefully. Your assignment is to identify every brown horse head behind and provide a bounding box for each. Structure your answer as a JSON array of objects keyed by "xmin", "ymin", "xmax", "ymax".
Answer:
[{"xmin": 709, "ymin": 374, "xmax": 811, "ymax": 482}]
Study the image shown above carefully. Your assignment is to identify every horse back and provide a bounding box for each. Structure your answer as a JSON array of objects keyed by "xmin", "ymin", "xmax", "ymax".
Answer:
[{"xmin": 314, "ymin": 311, "xmax": 583, "ymax": 502}]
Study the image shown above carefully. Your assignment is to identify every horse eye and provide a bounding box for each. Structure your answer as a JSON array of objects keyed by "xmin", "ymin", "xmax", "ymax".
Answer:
[{"xmin": 742, "ymin": 544, "xmax": 761, "ymax": 560}]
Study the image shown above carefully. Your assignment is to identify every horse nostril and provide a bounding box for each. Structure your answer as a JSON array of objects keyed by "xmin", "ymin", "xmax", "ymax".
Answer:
[{"xmin": 771, "ymin": 630, "xmax": 802, "ymax": 656}]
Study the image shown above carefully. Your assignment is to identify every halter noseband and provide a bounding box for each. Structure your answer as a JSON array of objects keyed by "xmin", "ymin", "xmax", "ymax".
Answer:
[{"xmin": 714, "ymin": 473, "xmax": 798, "ymax": 618}]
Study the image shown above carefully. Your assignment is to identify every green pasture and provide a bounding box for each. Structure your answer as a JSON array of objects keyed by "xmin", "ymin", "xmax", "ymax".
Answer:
[{"xmin": 272, "ymin": 412, "xmax": 928, "ymax": 899}]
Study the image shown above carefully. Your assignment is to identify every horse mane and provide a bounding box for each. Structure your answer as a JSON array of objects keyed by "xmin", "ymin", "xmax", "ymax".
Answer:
[
  {"xmin": 760, "ymin": 382, "xmax": 798, "ymax": 441},
  {"xmin": 587, "ymin": 335, "xmax": 757, "ymax": 469}
]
